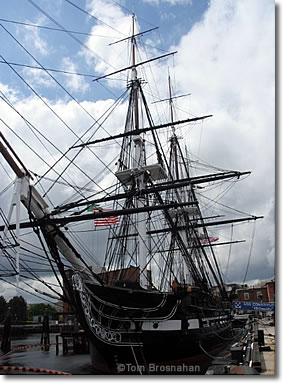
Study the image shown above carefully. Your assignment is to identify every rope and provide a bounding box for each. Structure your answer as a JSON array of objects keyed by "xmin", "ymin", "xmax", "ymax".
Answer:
[
  {"xmin": 138, "ymin": 345, "xmax": 149, "ymax": 374},
  {"xmin": 0, "ymin": 342, "xmax": 62, "ymax": 359},
  {"xmin": 198, "ymin": 342, "xmax": 231, "ymax": 360},
  {"xmin": 242, "ymin": 221, "xmax": 256, "ymax": 284},
  {"xmin": 0, "ymin": 365, "xmax": 71, "ymax": 375},
  {"xmin": 130, "ymin": 345, "xmax": 143, "ymax": 375}
]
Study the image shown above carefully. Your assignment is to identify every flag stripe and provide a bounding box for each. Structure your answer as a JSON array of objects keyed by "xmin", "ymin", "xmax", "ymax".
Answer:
[{"xmin": 93, "ymin": 208, "xmax": 119, "ymax": 226}]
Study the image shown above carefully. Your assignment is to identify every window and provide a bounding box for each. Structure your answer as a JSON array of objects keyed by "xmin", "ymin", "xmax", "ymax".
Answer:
[
  {"xmin": 244, "ymin": 292, "xmax": 249, "ymax": 300},
  {"xmin": 257, "ymin": 291, "xmax": 263, "ymax": 300}
]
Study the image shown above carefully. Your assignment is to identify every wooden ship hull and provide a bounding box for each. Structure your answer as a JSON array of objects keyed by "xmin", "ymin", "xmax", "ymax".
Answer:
[{"xmin": 71, "ymin": 271, "xmax": 232, "ymax": 374}]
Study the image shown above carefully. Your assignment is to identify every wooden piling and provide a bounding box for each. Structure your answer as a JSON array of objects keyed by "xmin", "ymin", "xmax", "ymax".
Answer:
[
  {"xmin": 56, "ymin": 335, "xmax": 59, "ymax": 355},
  {"xmin": 40, "ymin": 314, "xmax": 50, "ymax": 351},
  {"xmin": 1, "ymin": 314, "xmax": 11, "ymax": 353}
]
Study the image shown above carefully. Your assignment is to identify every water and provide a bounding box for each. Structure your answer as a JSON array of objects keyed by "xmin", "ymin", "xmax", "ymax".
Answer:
[{"xmin": 0, "ymin": 333, "xmax": 95, "ymax": 375}]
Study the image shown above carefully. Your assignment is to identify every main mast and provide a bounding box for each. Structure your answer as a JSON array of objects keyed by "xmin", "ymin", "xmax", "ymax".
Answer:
[{"xmin": 131, "ymin": 14, "xmax": 148, "ymax": 289}]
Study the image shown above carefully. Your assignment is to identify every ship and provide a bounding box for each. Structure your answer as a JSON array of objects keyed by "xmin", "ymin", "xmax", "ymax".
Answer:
[{"xmin": 0, "ymin": 14, "xmax": 262, "ymax": 374}]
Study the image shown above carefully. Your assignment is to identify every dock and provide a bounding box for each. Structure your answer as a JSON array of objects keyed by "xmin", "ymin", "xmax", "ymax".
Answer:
[
  {"xmin": 258, "ymin": 319, "xmax": 275, "ymax": 375},
  {"xmin": 56, "ymin": 329, "xmax": 89, "ymax": 355},
  {"xmin": 205, "ymin": 317, "xmax": 275, "ymax": 375}
]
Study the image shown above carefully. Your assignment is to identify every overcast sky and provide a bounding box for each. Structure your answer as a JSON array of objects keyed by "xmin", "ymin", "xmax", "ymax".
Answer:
[{"xmin": 0, "ymin": 0, "xmax": 275, "ymax": 303}]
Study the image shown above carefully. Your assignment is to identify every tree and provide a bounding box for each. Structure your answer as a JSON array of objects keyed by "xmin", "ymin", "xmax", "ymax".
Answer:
[
  {"xmin": 8, "ymin": 296, "xmax": 27, "ymax": 323},
  {"xmin": 28, "ymin": 303, "xmax": 56, "ymax": 321},
  {"xmin": 0, "ymin": 296, "xmax": 8, "ymax": 323}
]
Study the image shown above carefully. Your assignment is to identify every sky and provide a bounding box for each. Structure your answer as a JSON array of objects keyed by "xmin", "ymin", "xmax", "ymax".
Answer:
[{"xmin": 0, "ymin": 0, "xmax": 275, "ymax": 303}]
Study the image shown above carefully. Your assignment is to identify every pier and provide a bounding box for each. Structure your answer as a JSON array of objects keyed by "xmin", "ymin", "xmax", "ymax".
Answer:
[{"xmin": 205, "ymin": 317, "xmax": 275, "ymax": 375}]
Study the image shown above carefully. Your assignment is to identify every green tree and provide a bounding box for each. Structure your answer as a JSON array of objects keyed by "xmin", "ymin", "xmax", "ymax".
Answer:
[
  {"xmin": 28, "ymin": 303, "xmax": 56, "ymax": 321},
  {"xmin": 8, "ymin": 296, "xmax": 27, "ymax": 323},
  {"xmin": 0, "ymin": 296, "xmax": 8, "ymax": 323}
]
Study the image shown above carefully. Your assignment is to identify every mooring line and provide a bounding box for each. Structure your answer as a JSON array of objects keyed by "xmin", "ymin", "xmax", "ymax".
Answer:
[
  {"xmin": 0, "ymin": 342, "xmax": 62, "ymax": 359},
  {"xmin": 0, "ymin": 365, "xmax": 71, "ymax": 375}
]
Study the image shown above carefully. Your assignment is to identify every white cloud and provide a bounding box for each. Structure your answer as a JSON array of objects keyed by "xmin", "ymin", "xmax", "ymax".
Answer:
[
  {"xmin": 82, "ymin": 0, "xmax": 134, "ymax": 85},
  {"xmin": 143, "ymin": 0, "xmax": 193, "ymax": 5},
  {"xmin": 166, "ymin": 0, "xmax": 274, "ymax": 282},
  {"xmin": 0, "ymin": 275, "xmax": 62, "ymax": 303},
  {"xmin": 22, "ymin": 67, "xmax": 56, "ymax": 89},
  {"xmin": 61, "ymin": 57, "xmax": 90, "ymax": 94},
  {"xmin": 0, "ymin": 82, "xmax": 22, "ymax": 104},
  {"xmin": 19, "ymin": 16, "xmax": 51, "ymax": 57},
  {"xmin": 0, "ymin": 89, "xmax": 126, "ymax": 207}
]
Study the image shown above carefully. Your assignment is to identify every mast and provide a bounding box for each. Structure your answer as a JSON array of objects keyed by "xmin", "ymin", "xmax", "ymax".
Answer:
[
  {"xmin": 163, "ymin": 74, "xmax": 226, "ymax": 295},
  {"xmin": 131, "ymin": 14, "xmax": 148, "ymax": 289}
]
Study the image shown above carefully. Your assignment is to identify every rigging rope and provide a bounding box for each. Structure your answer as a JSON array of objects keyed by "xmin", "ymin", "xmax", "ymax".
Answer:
[
  {"xmin": 0, "ymin": 26, "xmax": 129, "ymax": 200},
  {"xmin": 27, "ymin": 0, "xmax": 123, "ymax": 71},
  {"xmin": 242, "ymin": 221, "xmax": 256, "ymax": 285},
  {"xmin": 0, "ymin": 106, "xmax": 87, "ymax": 200},
  {"xmin": 0, "ymin": 17, "xmax": 116, "ymax": 38},
  {"xmin": 130, "ymin": 345, "xmax": 143, "ymax": 375}
]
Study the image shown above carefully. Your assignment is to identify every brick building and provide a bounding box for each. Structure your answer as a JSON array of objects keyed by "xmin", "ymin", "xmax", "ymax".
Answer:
[
  {"xmin": 235, "ymin": 279, "xmax": 275, "ymax": 303},
  {"xmin": 236, "ymin": 286, "xmax": 268, "ymax": 302},
  {"xmin": 264, "ymin": 280, "xmax": 275, "ymax": 302}
]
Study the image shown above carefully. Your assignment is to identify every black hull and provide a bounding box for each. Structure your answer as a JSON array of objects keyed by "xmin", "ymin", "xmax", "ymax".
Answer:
[
  {"xmin": 88, "ymin": 326, "xmax": 232, "ymax": 374},
  {"xmin": 72, "ymin": 273, "xmax": 233, "ymax": 374}
]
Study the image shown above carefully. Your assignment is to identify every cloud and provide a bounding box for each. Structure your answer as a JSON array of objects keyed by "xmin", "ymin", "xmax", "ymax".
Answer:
[
  {"xmin": 0, "ymin": 82, "xmax": 22, "ymax": 104},
  {"xmin": 22, "ymin": 67, "xmax": 56, "ymax": 90},
  {"xmin": 82, "ymin": 0, "xmax": 134, "ymax": 85},
  {"xmin": 61, "ymin": 57, "xmax": 90, "ymax": 94},
  {"xmin": 166, "ymin": 0, "xmax": 275, "ymax": 283},
  {"xmin": 0, "ymin": 0, "xmax": 275, "ymax": 301},
  {"xmin": 18, "ymin": 16, "xmax": 51, "ymax": 57},
  {"xmin": 143, "ymin": 0, "xmax": 193, "ymax": 5},
  {"xmin": 0, "ymin": 275, "xmax": 62, "ymax": 303}
]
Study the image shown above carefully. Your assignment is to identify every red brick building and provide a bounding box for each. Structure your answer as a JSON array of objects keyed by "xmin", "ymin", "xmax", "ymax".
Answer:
[
  {"xmin": 264, "ymin": 280, "xmax": 275, "ymax": 302},
  {"xmin": 236, "ymin": 279, "xmax": 275, "ymax": 303},
  {"xmin": 236, "ymin": 287, "xmax": 268, "ymax": 302}
]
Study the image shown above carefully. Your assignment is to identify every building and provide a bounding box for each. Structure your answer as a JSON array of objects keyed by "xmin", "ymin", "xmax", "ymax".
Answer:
[
  {"xmin": 264, "ymin": 279, "xmax": 275, "ymax": 302},
  {"xmin": 235, "ymin": 279, "xmax": 275, "ymax": 303},
  {"xmin": 236, "ymin": 287, "xmax": 268, "ymax": 303}
]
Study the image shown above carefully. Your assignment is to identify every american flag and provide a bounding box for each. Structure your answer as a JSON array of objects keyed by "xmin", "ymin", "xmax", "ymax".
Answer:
[{"xmin": 93, "ymin": 208, "xmax": 119, "ymax": 227}]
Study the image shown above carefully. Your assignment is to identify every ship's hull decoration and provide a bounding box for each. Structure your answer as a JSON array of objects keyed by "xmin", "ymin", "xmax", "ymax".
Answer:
[{"xmin": 72, "ymin": 272, "xmax": 232, "ymax": 373}]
